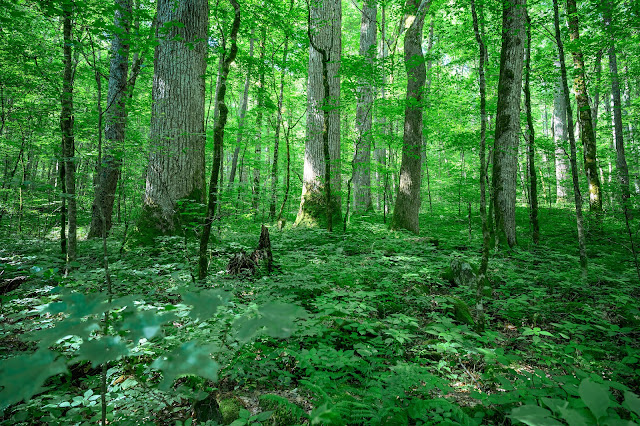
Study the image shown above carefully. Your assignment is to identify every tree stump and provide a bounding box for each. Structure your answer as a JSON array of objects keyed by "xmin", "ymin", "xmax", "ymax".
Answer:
[{"xmin": 227, "ymin": 225, "xmax": 274, "ymax": 275}]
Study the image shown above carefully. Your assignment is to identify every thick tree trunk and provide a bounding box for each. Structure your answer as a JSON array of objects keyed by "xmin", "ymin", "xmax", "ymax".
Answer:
[
  {"xmin": 61, "ymin": 2, "xmax": 77, "ymax": 263},
  {"xmin": 553, "ymin": 68, "xmax": 570, "ymax": 203},
  {"xmin": 296, "ymin": 0, "xmax": 342, "ymax": 228},
  {"xmin": 88, "ymin": 0, "xmax": 132, "ymax": 238},
  {"xmin": 352, "ymin": 0, "xmax": 376, "ymax": 213},
  {"xmin": 524, "ymin": 11, "xmax": 539, "ymax": 244},
  {"xmin": 492, "ymin": 0, "xmax": 526, "ymax": 248},
  {"xmin": 139, "ymin": 0, "xmax": 209, "ymax": 235},
  {"xmin": 553, "ymin": 0, "xmax": 588, "ymax": 278},
  {"xmin": 228, "ymin": 33, "xmax": 254, "ymax": 188},
  {"xmin": 198, "ymin": 0, "xmax": 240, "ymax": 279},
  {"xmin": 391, "ymin": 0, "xmax": 430, "ymax": 234},
  {"xmin": 566, "ymin": 0, "xmax": 602, "ymax": 212}
]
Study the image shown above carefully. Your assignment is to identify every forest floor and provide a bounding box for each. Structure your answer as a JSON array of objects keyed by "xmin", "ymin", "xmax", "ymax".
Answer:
[{"xmin": 1, "ymin": 205, "xmax": 639, "ymax": 425}]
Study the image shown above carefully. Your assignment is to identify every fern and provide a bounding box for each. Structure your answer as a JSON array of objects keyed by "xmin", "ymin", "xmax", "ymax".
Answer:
[{"xmin": 259, "ymin": 394, "xmax": 309, "ymax": 421}]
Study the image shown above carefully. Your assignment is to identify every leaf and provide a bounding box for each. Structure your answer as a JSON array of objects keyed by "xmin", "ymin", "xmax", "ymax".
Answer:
[
  {"xmin": 151, "ymin": 341, "xmax": 219, "ymax": 390},
  {"xmin": 253, "ymin": 411, "xmax": 273, "ymax": 422},
  {"xmin": 623, "ymin": 391, "xmax": 640, "ymax": 418},
  {"xmin": 75, "ymin": 337, "xmax": 129, "ymax": 367},
  {"xmin": 578, "ymin": 379, "xmax": 610, "ymax": 420},
  {"xmin": 510, "ymin": 405, "xmax": 563, "ymax": 426},
  {"xmin": 26, "ymin": 318, "xmax": 100, "ymax": 347},
  {"xmin": 260, "ymin": 302, "xmax": 304, "ymax": 338},
  {"xmin": 120, "ymin": 309, "xmax": 175, "ymax": 341},
  {"xmin": 47, "ymin": 292, "xmax": 108, "ymax": 318},
  {"xmin": 0, "ymin": 350, "xmax": 67, "ymax": 409},
  {"xmin": 181, "ymin": 289, "xmax": 230, "ymax": 321}
]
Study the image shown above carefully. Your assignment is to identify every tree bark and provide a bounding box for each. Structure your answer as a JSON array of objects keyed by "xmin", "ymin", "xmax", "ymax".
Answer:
[
  {"xmin": 198, "ymin": 0, "xmax": 240, "ymax": 279},
  {"xmin": 61, "ymin": 1, "xmax": 76, "ymax": 263},
  {"xmin": 139, "ymin": 0, "xmax": 209, "ymax": 235},
  {"xmin": 492, "ymin": 0, "xmax": 526, "ymax": 248},
  {"xmin": 524, "ymin": 10, "xmax": 539, "ymax": 244},
  {"xmin": 553, "ymin": 0, "xmax": 588, "ymax": 278},
  {"xmin": 252, "ymin": 27, "xmax": 267, "ymax": 214},
  {"xmin": 88, "ymin": 0, "xmax": 132, "ymax": 238},
  {"xmin": 553, "ymin": 67, "xmax": 570, "ymax": 203},
  {"xmin": 352, "ymin": 0, "xmax": 376, "ymax": 213},
  {"xmin": 566, "ymin": 0, "xmax": 603, "ymax": 212},
  {"xmin": 296, "ymin": 0, "xmax": 342, "ymax": 228},
  {"xmin": 391, "ymin": 0, "xmax": 431, "ymax": 234}
]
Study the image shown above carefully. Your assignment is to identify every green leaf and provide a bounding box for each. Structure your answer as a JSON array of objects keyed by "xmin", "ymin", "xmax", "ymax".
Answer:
[
  {"xmin": 181, "ymin": 289, "xmax": 230, "ymax": 320},
  {"xmin": 48, "ymin": 292, "xmax": 108, "ymax": 318},
  {"xmin": 151, "ymin": 341, "xmax": 219, "ymax": 390},
  {"xmin": 0, "ymin": 350, "xmax": 67, "ymax": 409},
  {"xmin": 120, "ymin": 309, "xmax": 175, "ymax": 341},
  {"xmin": 510, "ymin": 405, "xmax": 563, "ymax": 426},
  {"xmin": 260, "ymin": 302, "xmax": 304, "ymax": 338},
  {"xmin": 26, "ymin": 318, "xmax": 100, "ymax": 347},
  {"xmin": 623, "ymin": 391, "xmax": 640, "ymax": 418},
  {"xmin": 579, "ymin": 379, "xmax": 610, "ymax": 420},
  {"xmin": 253, "ymin": 410, "xmax": 273, "ymax": 422},
  {"xmin": 75, "ymin": 337, "xmax": 129, "ymax": 367}
]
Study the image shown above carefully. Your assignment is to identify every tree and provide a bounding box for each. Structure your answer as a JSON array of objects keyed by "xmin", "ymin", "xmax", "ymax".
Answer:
[
  {"xmin": 553, "ymin": 0, "xmax": 588, "ymax": 278},
  {"xmin": 198, "ymin": 0, "xmax": 240, "ymax": 280},
  {"xmin": 523, "ymin": 9, "xmax": 539, "ymax": 244},
  {"xmin": 553, "ymin": 67, "xmax": 570, "ymax": 203},
  {"xmin": 566, "ymin": 0, "xmax": 602, "ymax": 213},
  {"xmin": 491, "ymin": 0, "xmax": 526, "ymax": 248},
  {"xmin": 296, "ymin": 0, "xmax": 342, "ymax": 228},
  {"xmin": 138, "ymin": 0, "xmax": 209, "ymax": 235},
  {"xmin": 390, "ymin": 0, "xmax": 431, "ymax": 234},
  {"xmin": 60, "ymin": 0, "xmax": 77, "ymax": 263},
  {"xmin": 352, "ymin": 0, "xmax": 376, "ymax": 214},
  {"xmin": 87, "ymin": 0, "xmax": 132, "ymax": 239}
]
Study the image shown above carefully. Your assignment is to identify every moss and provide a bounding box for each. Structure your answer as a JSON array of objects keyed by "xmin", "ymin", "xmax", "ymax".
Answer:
[
  {"xmin": 258, "ymin": 395, "xmax": 306, "ymax": 426},
  {"xmin": 219, "ymin": 397, "xmax": 242, "ymax": 424},
  {"xmin": 449, "ymin": 297, "xmax": 474, "ymax": 326},
  {"xmin": 294, "ymin": 187, "xmax": 342, "ymax": 230}
]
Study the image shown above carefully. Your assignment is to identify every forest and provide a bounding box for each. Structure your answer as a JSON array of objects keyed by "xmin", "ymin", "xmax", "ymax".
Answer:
[{"xmin": 0, "ymin": 0, "xmax": 639, "ymax": 424}]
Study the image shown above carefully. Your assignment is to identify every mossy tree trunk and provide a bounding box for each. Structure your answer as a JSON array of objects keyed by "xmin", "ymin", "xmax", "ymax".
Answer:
[{"xmin": 296, "ymin": 0, "xmax": 342, "ymax": 229}]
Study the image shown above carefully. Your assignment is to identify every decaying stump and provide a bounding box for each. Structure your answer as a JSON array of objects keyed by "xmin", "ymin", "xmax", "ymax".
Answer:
[
  {"xmin": 0, "ymin": 275, "xmax": 28, "ymax": 295},
  {"xmin": 227, "ymin": 225, "xmax": 274, "ymax": 275}
]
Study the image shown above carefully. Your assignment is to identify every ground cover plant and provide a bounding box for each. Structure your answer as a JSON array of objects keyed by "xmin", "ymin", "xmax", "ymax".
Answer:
[{"xmin": 1, "ymin": 206, "xmax": 639, "ymax": 425}]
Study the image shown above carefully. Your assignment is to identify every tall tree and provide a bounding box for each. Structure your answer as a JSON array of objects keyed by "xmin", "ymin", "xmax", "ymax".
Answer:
[
  {"xmin": 87, "ymin": 0, "xmax": 132, "ymax": 238},
  {"xmin": 138, "ymin": 0, "xmax": 209, "ymax": 235},
  {"xmin": 492, "ymin": 0, "xmax": 526, "ymax": 248},
  {"xmin": 566, "ymin": 0, "xmax": 602, "ymax": 212},
  {"xmin": 553, "ymin": 0, "xmax": 588, "ymax": 277},
  {"xmin": 252, "ymin": 26, "xmax": 267, "ymax": 213},
  {"xmin": 296, "ymin": 0, "xmax": 342, "ymax": 228},
  {"xmin": 524, "ymin": 10, "xmax": 539, "ymax": 244},
  {"xmin": 61, "ymin": 0, "xmax": 77, "ymax": 263},
  {"xmin": 352, "ymin": 0, "xmax": 376, "ymax": 213},
  {"xmin": 198, "ymin": 0, "xmax": 240, "ymax": 279},
  {"xmin": 553, "ymin": 67, "xmax": 570, "ymax": 203},
  {"xmin": 391, "ymin": 0, "xmax": 431, "ymax": 234}
]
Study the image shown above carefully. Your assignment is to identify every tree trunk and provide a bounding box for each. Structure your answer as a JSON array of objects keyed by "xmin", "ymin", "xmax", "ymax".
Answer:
[
  {"xmin": 88, "ymin": 0, "xmax": 132, "ymax": 239},
  {"xmin": 296, "ymin": 0, "xmax": 342, "ymax": 228},
  {"xmin": 390, "ymin": 0, "xmax": 431, "ymax": 234},
  {"xmin": 566, "ymin": 0, "xmax": 602, "ymax": 213},
  {"xmin": 198, "ymin": 0, "xmax": 240, "ymax": 280},
  {"xmin": 553, "ymin": 67, "xmax": 570, "ymax": 203},
  {"xmin": 252, "ymin": 27, "xmax": 267, "ymax": 214},
  {"xmin": 553, "ymin": 0, "xmax": 588, "ymax": 278},
  {"xmin": 524, "ymin": 10, "xmax": 539, "ymax": 244},
  {"xmin": 492, "ymin": 0, "xmax": 526, "ymax": 248},
  {"xmin": 228, "ymin": 32, "xmax": 254, "ymax": 188},
  {"xmin": 139, "ymin": 0, "xmax": 209, "ymax": 235},
  {"xmin": 61, "ymin": 1, "xmax": 76, "ymax": 263},
  {"xmin": 352, "ymin": 0, "xmax": 376, "ymax": 213}
]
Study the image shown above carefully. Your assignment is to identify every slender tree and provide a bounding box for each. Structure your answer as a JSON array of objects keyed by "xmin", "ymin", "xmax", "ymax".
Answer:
[
  {"xmin": 61, "ymin": 0, "xmax": 77, "ymax": 263},
  {"xmin": 352, "ymin": 0, "xmax": 376, "ymax": 213},
  {"xmin": 138, "ymin": 0, "xmax": 209, "ymax": 235},
  {"xmin": 492, "ymin": 0, "xmax": 526, "ymax": 248},
  {"xmin": 566, "ymin": 0, "xmax": 602, "ymax": 212},
  {"xmin": 198, "ymin": 0, "xmax": 241, "ymax": 279},
  {"xmin": 553, "ymin": 0, "xmax": 588, "ymax": 277},
  {"xmin": 524, "ymin": 10, "xmax": 539, "ymax": 244},
  {"xmin": 252, "ymin": 27, "xmax": 267, "ymax": 214},
  {"xmin": 88, "ymin": 0, "xmax": 132, "ymax": 238},
  {"xmin": 391, "ymin": 0, "xmax": 431, "ymax": 234},
  {"xmin": 553, "ymin": 66, "xmax": 570, "ymax": 203}
]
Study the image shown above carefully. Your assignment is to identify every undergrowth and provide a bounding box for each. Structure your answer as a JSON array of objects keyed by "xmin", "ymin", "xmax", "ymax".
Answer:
[{"xmin": 0, "ymin": 205, "xmax": 639, "ymax": 425}]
